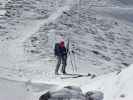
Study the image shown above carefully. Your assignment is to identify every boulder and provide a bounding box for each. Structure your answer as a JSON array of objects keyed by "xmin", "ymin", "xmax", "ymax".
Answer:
[
  {"xmin": 85, "ymin": 91, "xmax": 104, "ymax": 100},
  {"xmin": 39, "ymin": 86, "xmax": 104, "ymax": 100},
  {"xmin": 39, "ymin": 92, "xmax": 51, "ymax": 100}
]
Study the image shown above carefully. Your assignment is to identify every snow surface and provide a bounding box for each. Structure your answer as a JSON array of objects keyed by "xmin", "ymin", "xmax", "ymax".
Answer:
[
  {"xmin": 82, "ymin": 64, "xmax": 133, "ymax": 100},
  {"xmin": 0, "ymin": 77, "xmax": 57, "ymax": 100},
  {"xmin": 0, "ymin": 64, "xmax": 133, "ymax": 100},
  {"xmin": 0, "ymin": 0, "xmax": 133, "ymax": 100}
]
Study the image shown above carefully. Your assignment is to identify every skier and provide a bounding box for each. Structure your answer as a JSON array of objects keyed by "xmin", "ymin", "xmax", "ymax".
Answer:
[{"xmin": 54, "ymin": 41, "xmax": 68, "ymax": 75}]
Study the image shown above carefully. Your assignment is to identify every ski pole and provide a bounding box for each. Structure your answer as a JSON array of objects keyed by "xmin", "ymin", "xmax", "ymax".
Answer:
[
  {"xmin": 69, "ymin": 51, "xmax": 75, "ymax": 73},
  {"xmin": 71, "ymin": 50, "xmax": 78, "ymax": 72}
]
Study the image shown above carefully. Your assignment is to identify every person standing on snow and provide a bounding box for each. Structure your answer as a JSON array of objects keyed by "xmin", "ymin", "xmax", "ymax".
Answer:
[{"xmin": 54, "ymin": 41, "xmax": 68, "ymax": 75}]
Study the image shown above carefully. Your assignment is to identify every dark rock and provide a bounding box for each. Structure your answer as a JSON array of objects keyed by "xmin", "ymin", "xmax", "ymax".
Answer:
[
  {"xmin": 92, "ymin": 50, "xmax": 100, "ymax": 55},
  {"xmin": 63, "ymin": 11, "xmax": 71, "ymax": 16},
  {"xmin": 114, "ymin": 22, "xmax": 118, "ymax": 26},
  {"xmin": 122, "ymin": 63, "xmax": 129, "ymax": 67},
  {"xmin": 39, "ymin": 86, "xmax": 84, "ymax": 100},
  {"xmin": 30, "ymin": 50, "xmax": 40, "ymax": 53},
  {"xmin": 102, "ymin": 56, "xmax": 111, "ymax": 61},
  {"xmin": 39, "ymin": 92, "xmax": 51, "ymax": 100},
  {"xmin": 85, "ymin": 91, "xmax": 104, "ymax": 100},
  {"xmin": 120, "ymin": 94, "xmax": 125, "ymax": 98},
  {"xmin": 39, "ymin": 86, "xmax": 104, "ymax": 100}
]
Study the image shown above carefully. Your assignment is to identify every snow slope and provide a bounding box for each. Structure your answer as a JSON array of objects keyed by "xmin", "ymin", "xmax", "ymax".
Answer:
[
  {"xmin": 0, "ymin": 63, "xmax": 133, "ymax": 100},
  {"xmin": 0, "ymin": 0, "xmax": 133, "ymax": 77},
  {"xmin": 0, "ymin": 77, "xmax": 57, "ymax": 100},
  {"xmin": 82, "ymin": 64, "xmax": 133, "ymax": 100},
  {"xmin": 0, "ymin": 0, "xmax": 133, "ymax": 100},
  {"xmin": 23, "ymin": 3, "xmax": 133, "ymax": 75}
]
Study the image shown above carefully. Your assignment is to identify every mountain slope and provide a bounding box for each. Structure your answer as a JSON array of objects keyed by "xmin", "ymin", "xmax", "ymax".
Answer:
[
  {"xmin": 24, "ymin": 1, "xmax": 133, "ymax": 75},
  {"xmin": 0, "ymin": 0, "xmax": 133, "ymax": 77},
  {"xmin": 0, "ymin": 0, "xmax": 133, "ymax": 100}
]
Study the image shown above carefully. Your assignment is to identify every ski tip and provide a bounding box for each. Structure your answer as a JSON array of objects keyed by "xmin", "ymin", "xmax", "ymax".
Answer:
[
  {"xmin": 91, "ymin": 74, "xmax": 96, "ymax": 79},
  {"xmin": 88, "ymin": 73, "xmax": 91, "ymax": 76}
]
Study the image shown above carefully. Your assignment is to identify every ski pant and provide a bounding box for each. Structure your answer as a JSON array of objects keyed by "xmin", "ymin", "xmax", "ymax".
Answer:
[{"xmin": 55, "ymin": 55, "xmax": 67, "ymax": 74}]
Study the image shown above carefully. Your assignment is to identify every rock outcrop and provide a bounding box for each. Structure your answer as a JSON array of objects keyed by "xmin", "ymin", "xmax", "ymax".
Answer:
[{"xmin": 39, "ymin": 86, "xmax": 104, "ymax": 100}]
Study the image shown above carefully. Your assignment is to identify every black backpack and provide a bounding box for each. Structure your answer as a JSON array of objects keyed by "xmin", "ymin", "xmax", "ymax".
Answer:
[{"xmin": 54, "ymin": 43, "xmax": 60, "ymax": 56}]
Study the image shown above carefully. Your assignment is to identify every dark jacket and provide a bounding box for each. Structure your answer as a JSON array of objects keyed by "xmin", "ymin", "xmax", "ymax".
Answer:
[
  {"xmin": 54, "ymin": 43, "xmax": 67, "ymax": 57},
  {"xmin": 59, "ymin": 46, "xmax": 67, "ymax": 56}
]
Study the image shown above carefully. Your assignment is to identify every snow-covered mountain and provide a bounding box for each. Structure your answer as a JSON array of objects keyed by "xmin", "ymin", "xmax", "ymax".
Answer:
[
  {"xmin": 113, "ymin": 0, "xmax": 133, "ymax": 6},
  {"xmin": 0, "ymin": 0, "xmax": 133, "ymax": 100},
  {"xmin": 22, "ymin": 0, "xmax": 133, "ymax": 75}
]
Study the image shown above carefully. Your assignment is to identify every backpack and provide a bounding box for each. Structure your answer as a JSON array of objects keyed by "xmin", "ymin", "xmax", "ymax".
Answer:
[{"xmin": 54, "ymin": 43, "xmax": 60, "ymax": 56}]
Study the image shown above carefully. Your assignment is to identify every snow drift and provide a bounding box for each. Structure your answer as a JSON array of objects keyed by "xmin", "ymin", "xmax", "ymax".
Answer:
[
  {"xmin": 82, "ymin": 64, "xmax": 133, "ymax": 100},
  {"xmin": 1, "ymin": 64, "xmax": 133, "ymax": 100}
]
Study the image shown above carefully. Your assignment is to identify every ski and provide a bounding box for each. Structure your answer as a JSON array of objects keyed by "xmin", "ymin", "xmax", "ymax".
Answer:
[
  {"xmin": 60, "ymin": 74, "xmax": 83, "ymax": 79},
  {"xmin": 59, "ymin": 73, "xmax": 96, "ymax": 79}
]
